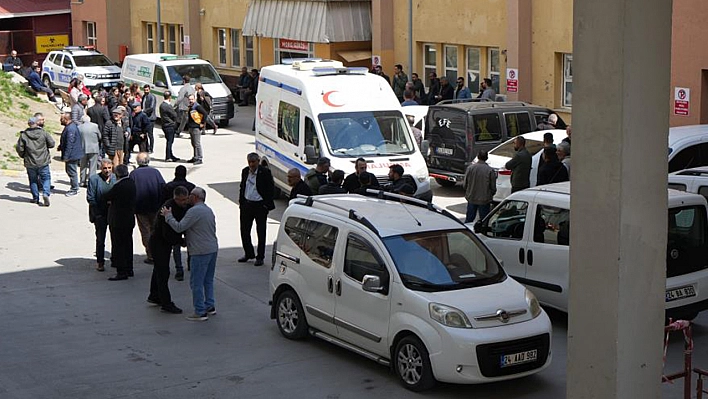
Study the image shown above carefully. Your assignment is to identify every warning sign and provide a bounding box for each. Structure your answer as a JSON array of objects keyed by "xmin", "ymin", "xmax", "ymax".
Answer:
[
  {"xmin": 674, "ymin": 87, "xmax": 690, "ymax": 116},
  {"xmin": 371, "ymin": 55, "xmax": 381, "ymax": 66},
  {"xmin": 506, "ymin": 68, "xmax": 518, "ymax": 93},
  {"xmin": 35, "ymin": 35, "xmax": 69, "ymax": 54}
]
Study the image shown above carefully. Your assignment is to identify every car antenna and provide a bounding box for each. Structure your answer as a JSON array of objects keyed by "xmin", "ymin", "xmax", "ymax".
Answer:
[{"xmin": 398, "ymin": 198, "xmax": 422, "ymax": 226}]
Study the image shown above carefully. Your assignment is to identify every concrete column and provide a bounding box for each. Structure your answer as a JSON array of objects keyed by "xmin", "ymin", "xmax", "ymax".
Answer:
[
  {"xmin": 183, "ymin": 0, "xmax": 202, "ymax": 56},
  {"xmin": 371, "ymin": 0, "xmax": 394, "ymax": 70},
  {"xmin": 506, "ymin": 0, "xmax": 532, "ymax": 102},
  {"xmin": 567, "ymin": 0, "xmax": 671, "ymax": 398}
]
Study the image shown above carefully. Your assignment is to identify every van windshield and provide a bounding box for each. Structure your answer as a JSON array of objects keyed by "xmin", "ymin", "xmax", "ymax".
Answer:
[
  {"xmin": 319, "ymin": 111, "xmax": 415, "ymax": 157},
  {"xmin": 167, "ymin": 64, "xmax": 222, "ymax": 85},
  {"xmin": 382, "ymin": 229, "xmax": 505, "ymax": 292}
]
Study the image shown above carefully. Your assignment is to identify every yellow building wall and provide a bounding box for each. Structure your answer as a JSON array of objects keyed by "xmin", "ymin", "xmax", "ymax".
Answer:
[
  {"xmin": 199, "ymin": 0, "xmax": 250, "ymax": 76},
  {"xmin": 531, "ymin": 0, "xmax": 573, "ymax": 121}
]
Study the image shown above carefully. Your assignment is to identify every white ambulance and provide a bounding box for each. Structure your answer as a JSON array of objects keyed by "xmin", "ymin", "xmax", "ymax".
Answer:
[{"xmin": 255, "ymin": 59, "xmax": 432, "ymax": 200}]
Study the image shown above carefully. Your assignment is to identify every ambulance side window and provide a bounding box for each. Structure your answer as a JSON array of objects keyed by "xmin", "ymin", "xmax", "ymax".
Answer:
[
  {"xmin": 304, "ymin": 116, "xmax": 320, "ymax": 158},
  {"xmin": 278, "ymin": 102, "xmax": 300, "ymax": 146}
]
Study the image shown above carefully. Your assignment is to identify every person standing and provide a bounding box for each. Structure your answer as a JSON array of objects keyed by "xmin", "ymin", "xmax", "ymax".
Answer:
[
  {"xmin": 26, "ymin": 65, "xmax": 57, "ymax": 103},
  {"xmin": 148, "ymin": 185, "xmax": 189, "ymax": 315},
  {"xmin": 103, "ymin": 108, "xmax": 126, "ymax": 167},
  {"xmin": 71, "ymin": 94, "xmax": 88, "ymax": 125},
  {"xmin": 401, "ymin": 90, "xmax": 418, "ymax": 106},
  {"xmin": 454, "ymin": 77, "xmax": 472, "ymax": 100},
  {"xmin": 287, "ymin": 168, "xmax": 312, "ymax": 200},
  {"xmin": 159, "ymin": 91, "xmax": 180, "ymax": 162},
  {"xmin": 427, "ymin": 71, "xmax": 441, "ymax": 105},
  {"xmin": 372, "ymin": 65, "xmax": 390, "ymax": 85},
  {"xmin": 537, "ymin": 147, "xmax": 569, "ymax": 186},
  {"xmin": 438, "ymin": 77, "xmax": 454, "ymax": 102},
  {"xmin": 185, "ymin": 94, "xmax": 207, "ymax": 165},
  {"xmin": 478, "ymin": 78, "xmax": 497, "ymax": 101},
  {"xmin": 58, "ymin": 113, "xmax": 84, "ymax": 196},
  {"xmin": 411, "ymin": 72, "xmax": 426, "ymax": 103},
  {"xmin": 385, "ymin": 164, "xmax": 416, "ymax": 195},
  {"xmin": 238, "ymin": 153, "xmax": 275, "ymax": 266},
  {"xmin": 87, "ymin": 159, "xmax": 116, "ymax": 271},
  {"xmin": 176, "ymin": 75, "xmax": 196, "ymax": 133},
  {"xmin": 392, "ymin": 64, "xmax": 408, "ymax": 103},
  {"xmin": 140, "ymin": 84, "xmax": 157, "ymax": 153},
  {"xmin": 104, "ymin": 164, "xmax": 137, "ymax": 281},
  {"xmin": 556, "ymin": 141, "xmax": 571, "ymax": 177},
  {"xmin": 463, "ymin": 151, "xmax": 497, "ymax": 223},
  {"xmin": 195, "ymin": 83, "xmax": 217, "ymax": 134},
  {"xmin": 343, "ymin": 157, "xmax": 380, "ymax": 193},
  {"xmin": 79, "ymin": 115, "xmax": 101, "ymax": 188},
  {"xmin": 129, "ymin": 102, "xmax": 151, "ymax": 154},
  {"xmin": 162, "ymin": 165, "xmax": 195, "ymax": 281},
  {"xmin": 161, "ymin": 187, "xmax": 218, "ymax": 321},
  {"xmin": 505, "ymin": 136, "xmax": 532, "ymax": 193},
  {"xmin": 304, "ymin": 157, "xmax": 331, "ymax": 194},
  {"xmin": 130, "ymin": 152, "xmax": 165, "ymax": 264},
  {"xmin": 15, "ymin": 116, "xmax": 54, "ymax": 206},
  {"xmin": 318, "ymin": 170, "xmax": 347, "ymax": 194},
  {"xmin": 562, "ymin": 125, "xmax": 572, "ymax": 145},
  {"xmin": 87, "ymin": 94, "xmax": 110, "ymax": 137}
]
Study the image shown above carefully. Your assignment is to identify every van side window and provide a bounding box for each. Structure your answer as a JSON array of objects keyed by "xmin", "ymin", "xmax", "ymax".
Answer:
[
  {"xmin": 344, "ymin": 234, "xmax": 389, "ymax": 291},
  {"xmin": 278, "ymin": 102, "xmax": 300, "ymax": 146},
  {"xmin": 304, "ymin": 116, "xmax": 320, "ymax": 158},
  {"xmin": 284, "ymin": 217, "xmax": 308, "ymax": 248},
  {"xmin": 668, "ymin": 183, "xmax": 687, "ymax": 191},
  {"xmin": 472, "ymin": 113, "xmax": 501, "ymax": 142},
  {"xmin": 669, "ymin": 143, "xmax": 708, "ymax": 172},
  {"xmin": 153, "ymin": 66, "xmax": 167, "ymax": 86},
  {"xmin": 485, "ymin": 200, "xmax": 528, "ymax": 240},
  {"xmin": 698, "ymin": 186, "xmax": 708, "ymax": 202},
  {"xmin": 533, "ymin": 205, "xmax": 570, "ymax": 246},
  {"xmin": 504, "ymin": 112, "xmax": 532, "ymax": 138},
  {"xmin": 304, "ymin": 221, "xmax": 338, "ymax": 268}
]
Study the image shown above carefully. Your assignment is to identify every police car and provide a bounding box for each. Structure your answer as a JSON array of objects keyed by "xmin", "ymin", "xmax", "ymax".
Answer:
[{"xmin": 41, "ymin": 46, "xmax": 121, "ymax": 91}]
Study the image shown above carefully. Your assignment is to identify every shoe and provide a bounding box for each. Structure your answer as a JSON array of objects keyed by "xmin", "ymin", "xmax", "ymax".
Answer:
[
  {"xmin": 144, "ymin": 258, "xmax": 154, "ymax": 264},
  {"xmin": 31, "ymin": 198, "xmax": 39, "ymax": 204},
  {"xmin": 147, "ymin": 297, "xmax": 160, "ymax": 306},
  {"xmin": 127, "ymin": 270, "xmax": 134, "ymax": 277},
  {"xmin": 42, "ymin": 195, "xmax": 50, "ymax": 207},
  {"xmin": 238, "ymin": 256, "xmax": 254, "ymax": 263},
  {"xmin": 254, "ymin": 259, "xmax": 264, "ymax": 267},
  {"xmin": 213, "ymin": 128, "xmax": 218, "ymax": 135},
  {"xmin": 186, "ymin": 313, "xmax": 208, "ymax": 321},
  {"xmin": 65, "ymin": 190, "xmax": 78, "ymax": 197},
  {"xmin": 206, "ymin": 307, "xmax": 217, "ymax": 315},
  {"xmin": 161, "ymin": 304, "xmax": 183, "ymax": 314},
  {"xmin": 108, "ymin": 274, "xmax": 128, "ymax": 281},
  {"xmin": 96, "ymin": 263, "xmax": 105, "ymax": 272},
  {"xmin": 175, "ymin": 272, "xmax": 184, "ymax": 281},
  {"xmin": 193, "ymin": 160, "xmax": 203, "ymax": 165}
]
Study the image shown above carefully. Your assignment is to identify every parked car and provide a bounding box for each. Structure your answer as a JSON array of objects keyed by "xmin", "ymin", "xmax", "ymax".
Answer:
[
  {"xmin": 423, "ymin": 100, "xmax": 566, "ymax": 187},
  {"xmin": 41, "ymin": 46, "xmax": 121, "ymax": 91},
  {"xmin": 487, "ymin": 130, "xmax": 568, "ymax": 202},
  {"xmin": 269, "ymin": 192, "xmax": 552, "ymax": 391},
  {"xmin": 668, "ymin": 125, "xmax": 708, "ymax": 172},
  {"xmin": 474, "ymin": 182, "xmax": 708, "ymax": 321}
]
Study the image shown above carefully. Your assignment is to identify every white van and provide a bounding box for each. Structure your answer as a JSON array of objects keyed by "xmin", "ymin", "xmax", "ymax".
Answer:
[
  {"xmin": 120, "ymin": 54, "xmax": 235, "ymax": 126},
  {"xmin": 255, "ymin": 59, "xmax": 432, "ymax": 200}
]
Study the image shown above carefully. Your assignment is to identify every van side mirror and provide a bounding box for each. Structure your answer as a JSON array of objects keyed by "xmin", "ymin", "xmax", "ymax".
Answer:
[
  {"xmin": 420, "ymin": 139, "xmax": 430, "ymax": 157},
  {"xmin": 474, "ymin": 220, "xmax": 488, "ymax": 234},
  {"xmin": 155, "ymin": 81, "xmax": 167, "ymax": 88},
  {"xmin": 362, "ymin": 275, "xmax": 384, "ymax": 293},
  {"xmin": 304, "ymin": 145, "xmax": 318, "ymax": 165}
]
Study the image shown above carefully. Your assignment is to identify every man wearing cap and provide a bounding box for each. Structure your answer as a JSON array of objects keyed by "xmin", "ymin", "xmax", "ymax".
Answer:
[
  {"xmin": 160, "ymin": 91, "xmax": 180, "ymax": 162},
  {"xmin": 79, "ymin": 115, "xmax": 102, "ymax": 188},
  {"xmin": 103, "ymin": 107, "xmax": 126, "ymax": 166},
  {"xmin": 238, "ymin": 152, "xmax": 275, "ymax": 266},
  {"xmin": 15, "ymin": 116, "xmax": 55, "ymax": 206},
  {"xmin": 304, "ymin": 157, "xmax": 331, "ymax": 194},
  {"xmin": 58, "ymin": 112, "xmax": 84, "ymax": 196},
  {"xmin": 141, "ymin": 84, "xmax": 157, "ymax": 152},
  {"xmin": 130, "ymin": 102, "xmax": 151, "ymax": 155}
]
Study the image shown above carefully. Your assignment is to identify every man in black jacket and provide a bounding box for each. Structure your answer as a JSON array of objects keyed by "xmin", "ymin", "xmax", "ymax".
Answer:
[
  {"xmin": 343, "ymin": 157, "xmax": 380, "ymax": 193},
  {"xmin": 141, "ymin": 85, "xmax": 157, "ymax": 152},
  {"xmin": 159, "ymin": 91, "xmax": 180, "ymax": 162},
  {"xmin": 161, "ymin": 165, "xmax": 195, "ymax": 280},
  {"xmin": 104, "ymin": 164, "xmax": 137, "ymax": 280},
  {"xmin": 185, "ymin": 94, "xmax": 207, "ymax": 165},
  {"xmin": 287, "ymin": 167, "xmax": 312, "ymax": 200},
  {"xmin": 129, "ymin": 102, "xmax": 151, "ymax": 155},
  {"xmin": 238, "ymin": 152, "xmax": 275, "ymax": 266}
]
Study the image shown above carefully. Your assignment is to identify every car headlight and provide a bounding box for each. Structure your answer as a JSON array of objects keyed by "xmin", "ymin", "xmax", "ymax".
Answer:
[
  {"xmin": 525, "ymin": 289, "xmax": 542, "ymax": 318},
  {"xmin": 84, "ymin": 73, "xmax": 98, "ymax": 79},
  {"xmin": 429, "ymin": 303, "xmax": 472, "ymax": 328},
  {"xmin": 415, "ymin": 167, "xmax": 429, "ymax": 183}
]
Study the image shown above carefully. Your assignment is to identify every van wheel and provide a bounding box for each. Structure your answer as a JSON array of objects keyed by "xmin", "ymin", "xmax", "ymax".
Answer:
[
  {"xmin": 435, "ymin": 178, "xmax": 456, "ymax": 188},
  {"xmin": 276, "ymin": 290, "xmax": 308, "ymax": 340},
  {"xmin": 394, "ymin": 336, "xmax": 436, "ymax": 391}
]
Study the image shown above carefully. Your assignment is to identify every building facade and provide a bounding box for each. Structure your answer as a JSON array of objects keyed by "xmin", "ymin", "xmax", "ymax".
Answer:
[{"xmin": 70, "ymin": 0, "xmax": 130, "ymax": 62}]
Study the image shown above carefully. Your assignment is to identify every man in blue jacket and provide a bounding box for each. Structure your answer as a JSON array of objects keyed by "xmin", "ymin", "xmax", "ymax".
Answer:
[
  {"xmin": 87, "ymin": 159, "xmax": 116, "ymax": 271},
  {"xmin": 58, "ymin": 112, "xmax": 84, "ymax": 196},
  {"xmin": 27, "ymin": 65, "xmax": 57, "ymax": 103}
]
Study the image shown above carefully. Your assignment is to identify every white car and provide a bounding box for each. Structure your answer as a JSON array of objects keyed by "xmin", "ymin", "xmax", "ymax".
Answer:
[
  {"xmin": 668, "ymin": 125, "xmax": 708, "ymax": 172},
  {"xmin": 474, "ymin": 182, "xmax": 708, "ymax": 320},
  {"xmin": 269, "ymin": 192, "xmax": 552, "ymax": 391},
  {"xmin": 669, "ymin": 167, "xmax": 708, "ymax": 200},
  {"xmin": 41, "ymin": 46, "xmax": 121, "ymax": 91},
  {"xmin": 486, "ymin": 130, "xmax": 568, "ymax": 202}
]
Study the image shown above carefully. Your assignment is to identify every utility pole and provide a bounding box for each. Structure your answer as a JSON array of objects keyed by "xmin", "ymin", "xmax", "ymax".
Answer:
[{"xmin": 157, "ymin": 0, "xmax": 163, "ymax": 53}]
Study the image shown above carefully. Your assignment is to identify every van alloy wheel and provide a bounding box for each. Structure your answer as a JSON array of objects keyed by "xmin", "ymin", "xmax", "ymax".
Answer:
[
  {"xmin": 394, "ymin": 336, "xmax": 436, "ymax": 391},
  {"xmin": 276, "ymin": 290, "xmax": 308, "ymax": 339}
]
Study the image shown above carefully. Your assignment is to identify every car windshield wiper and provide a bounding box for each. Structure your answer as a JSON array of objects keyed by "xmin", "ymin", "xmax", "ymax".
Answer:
[{"xmin": 399, "ymin": 273, "xmax": 458, "ymax": 290}]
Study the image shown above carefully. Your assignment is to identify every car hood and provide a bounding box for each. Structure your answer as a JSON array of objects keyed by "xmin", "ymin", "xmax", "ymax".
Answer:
[{"xmin": 423, "ymin": 277, "xmax": 537, "ymax": 328}]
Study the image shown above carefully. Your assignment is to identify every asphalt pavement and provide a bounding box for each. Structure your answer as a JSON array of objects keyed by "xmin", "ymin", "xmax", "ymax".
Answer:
[{"xmin": 0, "ymin": 105, "xmax": 704, "ymax": 398}]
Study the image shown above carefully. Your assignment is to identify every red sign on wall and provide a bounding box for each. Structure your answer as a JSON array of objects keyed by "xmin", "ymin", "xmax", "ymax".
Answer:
[
  {"xmin": 506, "ymin": 68, "xmax": 518, "ymax": 93},
  {"xmin": 279, "ymin": 39, "xmax": 309, "ymax": 52},
  {"xmin": 674, "ymin": 87, "xmax": 690, "ymax": 116}
]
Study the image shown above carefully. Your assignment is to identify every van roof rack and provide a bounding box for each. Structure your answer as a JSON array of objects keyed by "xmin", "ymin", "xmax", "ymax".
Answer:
[
  {"xmin": 290, "ymin": 59, "xmax": 343, "ymax": 71},
  {"xmin": 159, "ymin": 54, "xmax": 200, "ymax": 61},
  {"xmin": 365, "ymin": 189, "xmax": 465, "ymax": 227},
  {"xmin": 294, "ymin": 195, "xmax": 379, "ymax": 236}
]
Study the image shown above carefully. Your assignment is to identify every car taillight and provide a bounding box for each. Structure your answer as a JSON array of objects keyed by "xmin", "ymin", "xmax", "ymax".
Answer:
[{"xmin": 498, "ymin": 169, "xmax": 512, "ymax": 176}]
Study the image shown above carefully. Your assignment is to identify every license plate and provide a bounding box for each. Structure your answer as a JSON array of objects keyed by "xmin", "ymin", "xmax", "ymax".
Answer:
[
  {"xmin": 500, "ymin": 349, "xmax": 537, "ymax": 368},
  {"xmin": 435, "ymin": 147, "xmax": 454, "ymax": 156},
  {"xmin": 103, "ymin": 82, "xmax": 113, "ymax": 87},
  {"xmin": 666, "ymin": 285, "xmax": 696, "ymax": 302}
]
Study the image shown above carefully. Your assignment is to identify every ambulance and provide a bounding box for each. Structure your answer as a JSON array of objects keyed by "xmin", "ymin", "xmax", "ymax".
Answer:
[{"xmin": 255, "ymin": 59, "xmax": 432, "ymax": 200}]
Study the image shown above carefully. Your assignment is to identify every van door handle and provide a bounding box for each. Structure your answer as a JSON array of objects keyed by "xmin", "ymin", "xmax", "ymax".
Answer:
[
  {"xmin": 335, "ymin": 279, "xmax": 342, "ymax": 296},
  {"xmin": 527, "ymin": 249, "xmax": 533, "ymax": 266},
  {"xmin": 327, "ymin": 275, "xmax": 334, "ymax": 293},
  {"xmin": 294, "ymin": 152, "xmax": 299, "ymax": 157},
  {"xmin": 518, "ymin": 248, "xmax": 525, "ymax": 264}
]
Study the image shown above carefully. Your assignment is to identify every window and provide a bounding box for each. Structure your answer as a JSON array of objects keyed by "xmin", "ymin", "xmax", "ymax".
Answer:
[
  {"xmin": 504, "ymin": 112, "xmax": 532, "ymax": 138},
  {"xmin": 304, "ymin": 117, "xmax": 320, "ymax": 161},
  {"xmin": 231, "ymin": 29, "xmax": 241, "ymax": 67},
  {"xmin": 669, "ymin": 143, "xmax": 708, "ymax": 172},
  {"xmin": 180, "ymin": 26, "xmax": 185, "ymax": 54},
  {"xmin": 466, "ymin": 47, "xmax": 480, "ymax": 94},
  {"xmin": 533, "ymin": 205, "xmax": 570, "ymax": 246},
  {"xmin": 444, "ymin": 45, "xmax": 458, "ymax": 83},
  {"xmin": 423, "ymin": 44, "xmax": 436, "ymax": 87},
  {"xmin": 563, "ymin": 54, "xmax": 573, "ymax": 107},
  {"xmin": 304, "ymin": 221, "xmax": 338, "ymax": 268},
  {"xmin": 159, "ymin": 24, "xmax": 166, "ymax": 52},
  {"xmin": 488, "ymin": 48, "xmax": 500, "ymax": 94},
  {"xmin": 284, "ymin": 217, "xmax": 309, "ymax": 248},
  {"xmin": 278, "ymin": 102, "xmax": 300, "ymax": 145},
  {"xmin": 245, "ymin": 35, "xmax": 254, "ymax": 69},
  {"xmin": 217, "ymin": 28, "xmax": 226, "ymax": 66},
  {"xmin": 345, "ymin": 234, "xmax": 389, "ymax": 290},
  {"xmin": 146, "ymin": 23, "xmax": 154, "ymax": 53},
  {"xmin": 667, "ymin": 205, "xmax": 708, "ymax": 277},
  {"xmin": 153, "ymin": 66, "xmax": 167, "ymax": 86},
  {"xmin": 668, "ymin": 183, "xmax": 687, "ymax": 191},
  {"xmin": 484, "ymin": 200, "xmax": 528, "ymax": 240},
  {"xmin": 62, "ymin": 56, "xmax": 73, "ymax": 69},
  {"xmin": 472, "ymin": 113, "xmax": 502, "ymax": 142},
  {"xmin": 85, "ymin": 22, "xmax": 97, "ymax": 47},
  {"xmin": 48, "ymin": 53, "xmax": 58, "ymax": 64},
  {"xmin": 168, "ymin": 25, "xmax": 177, "ymax": 54}
]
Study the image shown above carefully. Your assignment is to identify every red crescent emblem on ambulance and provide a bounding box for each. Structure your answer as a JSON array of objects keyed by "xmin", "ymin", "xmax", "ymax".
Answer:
[{"xmin": 323, "ymin": 91, "xmax": 344, "ymax": 107}]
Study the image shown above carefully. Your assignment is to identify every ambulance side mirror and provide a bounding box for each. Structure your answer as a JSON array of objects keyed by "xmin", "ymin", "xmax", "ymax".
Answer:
[{"xmin": 304, "ymin": 145, "xmax": 318, "ymax": 165}]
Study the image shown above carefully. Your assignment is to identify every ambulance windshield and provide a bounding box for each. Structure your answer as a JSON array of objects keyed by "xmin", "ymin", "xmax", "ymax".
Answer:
[{"xmin": 320, "ymin": 111, "xmax": 415, "ymax": 157}]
